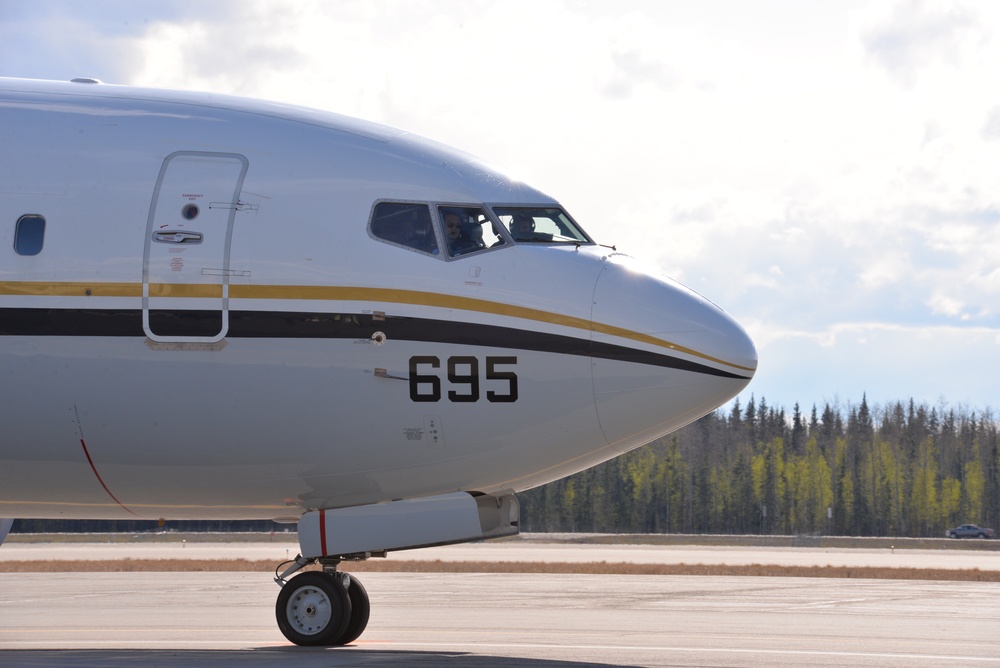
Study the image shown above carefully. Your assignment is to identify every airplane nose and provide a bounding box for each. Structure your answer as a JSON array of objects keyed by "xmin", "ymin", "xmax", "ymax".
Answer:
[{"xmin": 591, "ymin": 255, "xmax": 757, "ymax": 452}]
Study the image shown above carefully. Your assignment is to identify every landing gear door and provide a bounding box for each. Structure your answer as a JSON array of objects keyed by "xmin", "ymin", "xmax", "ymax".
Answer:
[{"xmin": 143, "ymin": 151, "xmax": 249, "ymax": 342}]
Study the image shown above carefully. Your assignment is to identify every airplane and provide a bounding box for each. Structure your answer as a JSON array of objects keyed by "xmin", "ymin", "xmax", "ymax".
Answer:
[{"xmin": 0, "ymin": 76, "xmax": 756, "ymax": 646}]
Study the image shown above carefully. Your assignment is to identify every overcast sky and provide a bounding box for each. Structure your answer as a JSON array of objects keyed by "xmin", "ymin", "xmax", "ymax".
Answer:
[{"xmin": 2, "ymin": 0, "xmax": 998, "ymax": 416}]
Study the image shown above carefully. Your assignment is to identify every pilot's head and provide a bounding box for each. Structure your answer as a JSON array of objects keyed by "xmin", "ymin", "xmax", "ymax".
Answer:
[
  {"xmin": 511, "ymin": 214, "xmax": 534, "ymax": 237},
  {"xmin": 444, "ymin": 212, "xmax": 462, "ymax": 240}
]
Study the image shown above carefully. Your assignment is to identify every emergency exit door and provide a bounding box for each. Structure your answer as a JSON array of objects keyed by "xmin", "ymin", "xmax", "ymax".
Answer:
[{"xmin": 143, "ymin": 151, "xmax": 248, "ymax": 342}]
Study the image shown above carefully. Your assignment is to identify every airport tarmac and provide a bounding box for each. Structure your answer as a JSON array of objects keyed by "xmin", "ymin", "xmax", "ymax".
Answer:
[
  {"xmin": 2, "ymin": 539, "xmax": 999, "ymax": 666},
  {"xmin": 1, "ymin": 571, "xmax": 998, "ymax": 667}
]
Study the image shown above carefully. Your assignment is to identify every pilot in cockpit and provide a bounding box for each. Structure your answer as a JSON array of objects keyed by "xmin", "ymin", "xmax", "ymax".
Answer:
[
  {"xmin": 510, "ymin": 213, "xmax": 535, "ymax": 240},
  {"xmin": 444, "ymin": 211, "xmax": 482, "ymax": 256}
]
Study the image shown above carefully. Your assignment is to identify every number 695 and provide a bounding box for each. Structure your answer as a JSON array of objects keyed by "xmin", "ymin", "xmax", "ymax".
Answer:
[{"xmin": 409, "ymin": 356, "xmax": 518, "ymax": 403}]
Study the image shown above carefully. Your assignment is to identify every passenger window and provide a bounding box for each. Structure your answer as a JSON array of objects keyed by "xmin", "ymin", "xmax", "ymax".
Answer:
[
  {"xmin": 439, "ymin": 206, "xmax": 504, "ymax": 257},
  {"xmin": 370, "ymin": 203, "xmax": 439, "ymax": 255},
  {"xmin": 14, "ymin": 215, "xmax": 46, "ymax": 256}
]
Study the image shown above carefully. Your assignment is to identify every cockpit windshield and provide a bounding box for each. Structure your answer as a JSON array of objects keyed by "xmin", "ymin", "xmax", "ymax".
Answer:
[
  {"xmin": 369, "ymin": 201, "xmax": 592, "ymax": 259},
  {"xmin": 493, "ymin": 207, "xmax": 591, "ymax": 245}
]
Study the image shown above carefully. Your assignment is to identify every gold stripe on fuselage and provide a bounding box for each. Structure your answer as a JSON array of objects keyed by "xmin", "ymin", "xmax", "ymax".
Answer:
[
  {"xmin": 148, "ymin": 283, "xmax": 223, "ymax": 298},
  {"xmin": 0, "ymin": 281, "xmax": 755, "ymax": 373},
  {"xmin": 0, "ymin": 281, "xmax": 142, "ymax": 298}
]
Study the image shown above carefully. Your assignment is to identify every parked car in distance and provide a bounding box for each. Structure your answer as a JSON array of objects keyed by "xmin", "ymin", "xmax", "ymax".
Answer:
[{"xmin": 945, "ymin": 524, "xmax": 995, "ymax": 539}]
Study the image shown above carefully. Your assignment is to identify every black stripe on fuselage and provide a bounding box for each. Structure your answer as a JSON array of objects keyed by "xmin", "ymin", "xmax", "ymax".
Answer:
[{"xmin": 0, "ymin": 308, "xmax": 749, "ymax": 379}]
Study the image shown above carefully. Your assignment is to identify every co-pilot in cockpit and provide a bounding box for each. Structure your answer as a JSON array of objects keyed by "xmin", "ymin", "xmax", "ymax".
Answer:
[{"xmin": 494, "ymin": 207, "xmax": 590, "ymax": 244}]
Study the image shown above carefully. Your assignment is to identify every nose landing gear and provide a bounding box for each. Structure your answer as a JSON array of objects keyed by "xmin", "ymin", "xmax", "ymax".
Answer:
[
  {"xmin": 274, "ymin": 558, "xmax": 370, "ymax": 646},
  {"xmin": 274, "ymin": 492, "xmax": 519, "ymax": 646}
]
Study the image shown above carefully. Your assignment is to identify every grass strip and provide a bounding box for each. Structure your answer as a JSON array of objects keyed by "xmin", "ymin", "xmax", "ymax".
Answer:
[{"xmin": 0, "ymin": 559, "xmax": 996, "ymax": 581}]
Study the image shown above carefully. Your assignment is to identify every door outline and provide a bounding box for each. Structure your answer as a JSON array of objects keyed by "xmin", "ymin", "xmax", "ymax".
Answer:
[{"xmin": 142, "ymin": 151, "xmax": 249, "ymax": 343}]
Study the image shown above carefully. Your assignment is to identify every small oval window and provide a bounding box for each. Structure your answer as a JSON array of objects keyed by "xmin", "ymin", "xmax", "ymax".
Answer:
[{"xmin": 14, "ymin": 215, "xmax": 46, "ymax": 256}]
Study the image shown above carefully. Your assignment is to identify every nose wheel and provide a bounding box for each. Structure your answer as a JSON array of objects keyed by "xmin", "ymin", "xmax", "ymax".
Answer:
[{"xmin": 275, "ymin": 570, "xmax": 370, "ymax": 646}]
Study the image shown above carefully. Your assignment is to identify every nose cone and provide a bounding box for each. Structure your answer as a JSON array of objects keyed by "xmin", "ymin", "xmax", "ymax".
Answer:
[{"xmin": 591, "ymin": 255, "xmax": 757, "ymax": 452}]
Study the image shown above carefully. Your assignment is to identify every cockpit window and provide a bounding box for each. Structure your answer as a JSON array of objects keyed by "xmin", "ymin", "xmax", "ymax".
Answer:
[
  {"xmin": 370, "ymin": 202, "xmax": 439, "ymax": 255},
  {"xmin": 438, "ymin": 206, "xmax": 505, "ymax": 258},
  {"xmin": 493, "ymin": 207, "xmax": 590, "ymax": 244}
]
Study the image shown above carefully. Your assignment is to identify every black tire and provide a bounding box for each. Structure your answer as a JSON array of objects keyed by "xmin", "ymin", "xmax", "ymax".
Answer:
[
  {"xmin": 978, "ymin": 533, "xmax": 986, "ymax": 539},
  {"xmin": 275, "ymin": 572, "xmax": 352, "ymax": 646},
  {"xmin": 338, "ymin": 575, "xmax": 371, "ymax": 646}
]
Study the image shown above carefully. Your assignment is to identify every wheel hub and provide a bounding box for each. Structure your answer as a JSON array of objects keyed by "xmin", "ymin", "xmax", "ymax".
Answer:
[{"xmin": 287, "ymin": 585, "xmax": 332, "ymax": 635}]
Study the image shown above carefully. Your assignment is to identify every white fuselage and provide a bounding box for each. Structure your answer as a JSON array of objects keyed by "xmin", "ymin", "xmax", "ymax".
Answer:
[{"xmin": 0, "ymin": 78, "xmax": 756, "ymax": 522}]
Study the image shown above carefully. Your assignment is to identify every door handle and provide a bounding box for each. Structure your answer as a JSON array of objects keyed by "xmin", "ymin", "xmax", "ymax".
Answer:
[{"xmin": 153, "ymin": 231, "xmax": 203, "ymax": 244}]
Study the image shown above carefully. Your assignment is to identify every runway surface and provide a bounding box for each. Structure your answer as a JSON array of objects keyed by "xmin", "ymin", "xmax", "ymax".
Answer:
[{"xmin": 2, "ymin": 570, "xmax": 998, "ymax": 667}]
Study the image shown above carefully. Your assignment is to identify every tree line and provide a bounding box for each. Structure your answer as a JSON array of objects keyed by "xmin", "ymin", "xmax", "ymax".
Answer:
[{"xmin": 519, "ymin": 396, "xmax": 1000, "ymax": 537}]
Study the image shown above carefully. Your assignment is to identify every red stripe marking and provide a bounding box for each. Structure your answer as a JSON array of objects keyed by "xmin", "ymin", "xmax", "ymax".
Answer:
[
  {"xmin": 79, "ymin": 438, "xmax": 139, "ymax": 517},
  {"xmin": 319, "ymin": 509, "xmax": 328, "ymax": 556}
]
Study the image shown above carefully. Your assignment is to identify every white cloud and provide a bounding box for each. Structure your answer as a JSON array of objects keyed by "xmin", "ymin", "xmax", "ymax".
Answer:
[
  {"xmin": 983, "ymin": 107, "xmax": 1000, "ymax": 140},
  {"xmin": 858, "ymin": 0, "xmax": 983, "ymax": 87},
  {"xmin": 859, "ymin": 253, "xmax": 909, "ymax": 289},
  {"xmin": 926, "ymin": 292, "xmax": 967, "ymax": 319}
]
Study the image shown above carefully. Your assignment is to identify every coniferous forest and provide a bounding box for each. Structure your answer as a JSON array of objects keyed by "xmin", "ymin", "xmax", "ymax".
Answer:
[
  {"xmin": 13, "ymin": 396, "xmax": 999, "ymax": 539},
  {"xmin": 519, "ymin": 396, "xmax": 1000, "ymax": 538}
]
